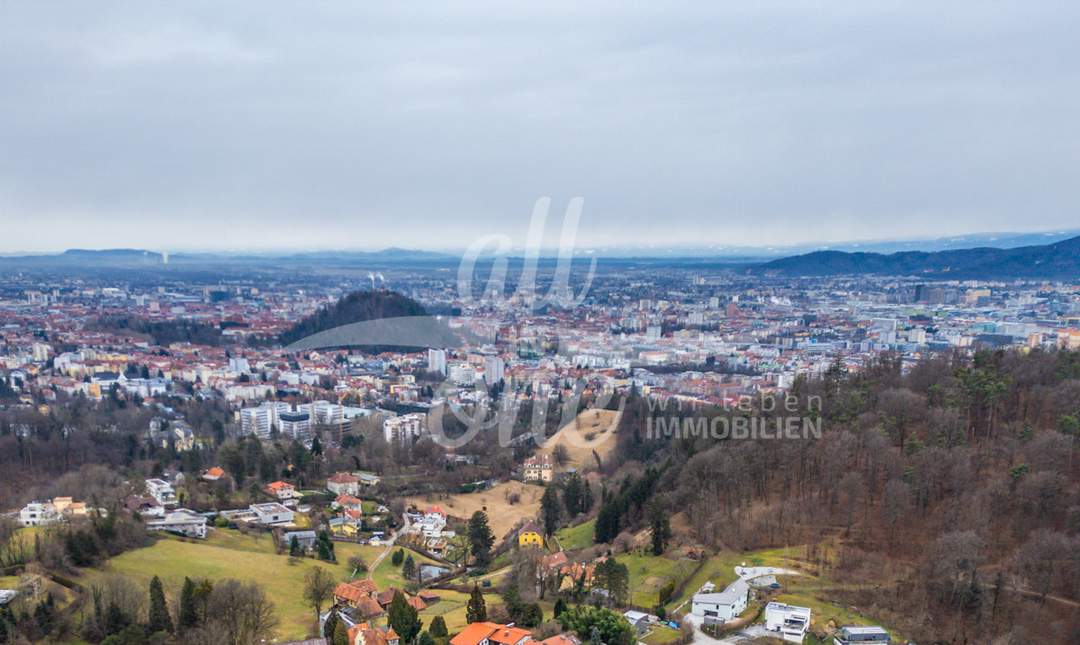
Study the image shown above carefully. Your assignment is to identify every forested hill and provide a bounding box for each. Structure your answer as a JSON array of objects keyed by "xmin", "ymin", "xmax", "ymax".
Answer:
[
  {"xmin": 278, "ymin": 290, "xmax": 429, "ymax": 346},
  {"xmin": 756, "ymin": 234, "xmax": 1080, "ymax": 279}
]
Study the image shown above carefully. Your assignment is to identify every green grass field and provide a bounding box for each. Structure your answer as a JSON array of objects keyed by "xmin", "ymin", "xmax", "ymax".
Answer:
[
  {"xmin": 554, "ymin": 519, "xmax": 596, "ymax": 551},
  {"xmin": 615, "ymin": 553, "xmax": 699, "ymax": 609},
  {"xmin": 370, "ymin": 545, "xmax": 442, "ymax": 590},
  {"xmin": 79, "ymin": 530, "xmax": 380, "ymax": 641},
  {"xmin": 416, "ymin": 589, "xmax": 503, "ymax": 634}
]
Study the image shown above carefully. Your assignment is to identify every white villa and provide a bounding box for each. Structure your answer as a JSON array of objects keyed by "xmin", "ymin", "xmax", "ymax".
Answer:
[
  {"xmin": 691, "ymin": 578, "xmax": 750, "ymax": 623},
  {"xmin": 146, "ymin": 509, "xmax": 208, "ymax": 539},
  {"xmin": 145, "ymin": 478, "xmax": 178, "ymax": 506},
  {"xmin": 764, "ymin": 602, "xmax": 811, "ymax": 643}
]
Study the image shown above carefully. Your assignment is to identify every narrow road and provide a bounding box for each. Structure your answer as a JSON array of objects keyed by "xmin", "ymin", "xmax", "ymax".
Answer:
[{"xmin": 367, "ymin": 511, "xmax": 409, "ymax": 581}]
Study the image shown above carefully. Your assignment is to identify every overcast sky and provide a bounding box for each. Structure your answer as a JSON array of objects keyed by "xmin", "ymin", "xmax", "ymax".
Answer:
[{"xmin": 1, "ymin": 1, "xmax": 1077, "ymax": 253}]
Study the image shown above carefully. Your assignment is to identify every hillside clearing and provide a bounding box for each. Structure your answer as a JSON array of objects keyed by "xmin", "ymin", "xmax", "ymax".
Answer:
[
  {"xmin": 408, "ymin": 480, "xmax": 543, "ymax": 539},
  {"xmin": 539, "ymin": 408, "xmax": 621, "ymax": 470}
]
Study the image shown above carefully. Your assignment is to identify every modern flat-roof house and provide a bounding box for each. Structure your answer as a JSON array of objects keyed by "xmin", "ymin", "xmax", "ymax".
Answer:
[
  {"xmin": 145, "ymin": 478, "xmax": 178, "ymax": 506},
  {"xmin": 833, "ymin": 626, "xmax": 890, "ymax": 645},
  {"xmin": 146, "ymin": 509, "xmax": 208, "ymax": 539},
  {"xmin": 250, "ymin": 502, "xmax": 295, "ymax": 526},
  {"xmin": 691, "ymin": 579, "xmax": 750, "ymax": 623},
  {"xmin": 764, "ymin": 602, "xmax": 811, "ymax": 643}
]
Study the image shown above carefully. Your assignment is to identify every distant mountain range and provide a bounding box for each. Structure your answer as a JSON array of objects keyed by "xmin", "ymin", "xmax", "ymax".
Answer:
[
  {"xmin": 3, "ymin": 230, "xmax": 1080, "ymax": 279},
  {"xmin": 757, "ymin": 234, "xmax": 1080, "ymax": 279}
]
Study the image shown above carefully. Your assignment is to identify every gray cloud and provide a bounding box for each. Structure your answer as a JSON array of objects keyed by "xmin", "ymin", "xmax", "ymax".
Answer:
[{"xmin": 1, "ymin": 1, "xmax": 1077, "ymax": 252}]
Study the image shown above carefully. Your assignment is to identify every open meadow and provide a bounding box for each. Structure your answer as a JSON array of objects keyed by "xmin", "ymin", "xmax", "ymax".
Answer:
[
  {"xmin": 76, "ymin": 529, "xmax": 426, "ymax": 642},
  {"xmin": 407, "ymin": 480, "xmax": 543, "ymax": 539},
  {"xmin": 538, "ymin": 408, "xmax": 621, "ymax": 470}
]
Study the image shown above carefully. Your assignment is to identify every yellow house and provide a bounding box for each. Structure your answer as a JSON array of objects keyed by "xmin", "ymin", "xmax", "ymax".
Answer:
[{"xmin": 517, "ymin": 522, "xmax": 543, "ymax": 548}]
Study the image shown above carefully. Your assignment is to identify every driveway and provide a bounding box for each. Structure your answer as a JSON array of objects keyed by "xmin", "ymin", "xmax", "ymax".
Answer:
[
  {"xmin": 735, "ymin": 566, "xmax": 801, "ymax": 581},
  {"xmin": 367, "ymin": 511, "xmax": 410, "ymax": 580}
]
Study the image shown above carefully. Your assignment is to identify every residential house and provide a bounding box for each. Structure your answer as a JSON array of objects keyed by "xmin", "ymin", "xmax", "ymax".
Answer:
[
  {"xmin": 538, "ymin": 636, "xmax": 578, "ymax": 645},
  {"xmin": 146, "ymin": 509, "xmax": 208, "ymax": 539},
  {"xmin": 450, "ymin": 623, "xmax": 532, "ymax": 645},
  {"xmin": 266, "ymin": 481, "xmax": 297, "ymax": 500},
  {"xmin": 250, "ymin": 502, "xmax": 295, "ymax": 526},
  {"xmin": 691, "ymin": 579, "xmax": 749, "ymax": 623},
  {"xmin": 517, "ymin": 522, "xmax": 543, "ymax": 548},
  {"xmin": 202, "ymin": 466, "xmax": 226, "ymax": 481},
  {"xmin": 125, "ymin": 495, "xmax": 165, "ymax": 517},
  {"xmin": 17, "ymin": 501, "xmax": 58, "ymax": 527},
  {"xmin": 764, "ymin": 602, "xmax": 811, "ymax": 643},
  {"xmin": 418, "ymin": 506, "xmax": 447, "ymax": 537},
  {"xmin": 145, "ymin": 479, "xmax": 178, "ymax": 506},
  {"xmin": 523, "ymin": 453, "xmax": 553, "ymax": 483},
  {"xmin": 327, "ymin": 472, "xmax": 362, "ymax": 496},
  {"xmin": 623, "ymin": 610, "xmax": 651, "ymax": 635},
  {"xmin": 348, "ymin": 622, "xmax": 400, "ymax": 645},
  {"xmin": 334, "ymin": 580, "xmax": 384, "ymax": 619},
  {"xmin": 357, "ymin": 471, "xmax": 381, "ymax": 487},
  {"xmin": 833, "ymin": 626, "xmax": 890, "ymax": 645}
]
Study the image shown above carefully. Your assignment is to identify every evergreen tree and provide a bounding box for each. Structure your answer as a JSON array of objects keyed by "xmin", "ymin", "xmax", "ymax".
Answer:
[
  {"xmin": 323, "ymin": 611, "xmax": 340, "ymax": 639},
  {"xmin": 648, "ymin": 503, "xmax": 672, "ymax": 556},
  {"xmin": 419, "ymin": 632, "xmax": 436, "ymax": 645},
  {"xmin": 467, "ymin": 511, "xmax": 495, "ymax": 566},
  {"xmin": 402, "ymin": 553, "xmax": 417, "ymax": 580},
  {"xmin": 388, "ymin": 591, "xmax": 423, "ymax": 644},
  {"xmin": 333, "ymin": 620, "xmax": 350, "ymax": 645},
  {"xmin": 429, "ymin": 615, "xmax": 448, "ymax": 638},
  {"xmin": 290, "ymin": 535, "xmax": 302, "ymax": 557},
  {"xmin": 554, "ymin": 598, "xmax": 567, "ymax": 618},
  {"xmin": 541, "ymin": 485, "xmax": 561, "ymax": 536},
  {"xmin": 466, "ymin": 585, "xmax": 487, "ymax": 624},
  {"xmin": 594, "ymin": 497, "xmax": 620, "ymax": 544},
  {"xmin": 562, "ymin": 473, "xmax": 585, "ymax": 516},
  {"xmin": 178, "ymin": 577, "xmax": 198, "ymax": 631},
  {"xmin": 392, "ymin": 549, "xmax": 405, "ymax": 566},
  {"xmin": 148, "ymin": 576, "xmax": 173, "ymax": 634}
]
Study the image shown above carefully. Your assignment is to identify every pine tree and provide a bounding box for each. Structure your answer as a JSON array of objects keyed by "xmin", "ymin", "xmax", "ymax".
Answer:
[
  {"xmin": 554, "ymin": 598, "xmax": 567, "ymax": 618},
  {"xmin": 541, "ymin": 485, "xmax": 561, "ymax": 536},
  {"xmin": 468, "ymin": 511, "xmax": 495, "ymax": 566},
  {"xmin": 290, "ymin": 535, "xmax": 302, "ymax": 557},
  {"xmin": 388, "ymin": 591, "xmax": 422, "ymax": 643},
  {"xmin": 392, "ymin": 549, "xmax": 405, "ymax": 566},
  {"xmin": 402, "ymin": 553, "xmax": 417, "ymax": 580},
  {"xmin": 178, "ymin": 577, "xmax": 198, "ymax": 631},
  {"xmin": 466, "ymin": 585, "xmax": 487, "ymax": 624},
  {"xmin": 429, "ymin": 616, "xmax": 448, "ymax": 638},
  {"xmin": 648, "ymin": 503, "xmax": 672, "ymax": 556},
  {"xmin": 148, "ymin": 575, "xmax": 173, "ymax": 634}
]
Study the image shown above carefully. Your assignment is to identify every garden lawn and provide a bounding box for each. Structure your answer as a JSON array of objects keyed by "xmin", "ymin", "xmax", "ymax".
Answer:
[
  {"xmin": 370, "ymin": 546, "xmax": 442, "ymax": 589},
  {"xmin": 615, "ymin": 553, "xmax": 698, "ymax": 609},
  {"xmin": 417, "ymin": 589, "xmax": 503, "ymax": 634}
]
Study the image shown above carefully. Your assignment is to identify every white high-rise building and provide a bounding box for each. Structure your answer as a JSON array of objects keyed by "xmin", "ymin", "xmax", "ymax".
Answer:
[
  {"xmin": 383, "ymin": 413, "xmax": 425, "ymax": 445},
  {"xmin": 484, "ymin": 355, "xmax": 505, "ymax": 383},
  {"xmin": 240, "ymin": 401, "xmax": 291, "ymax": 438},
  {"xmin": 428, "ymin": 348, "xmax": 447, "ymax": 375}
]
